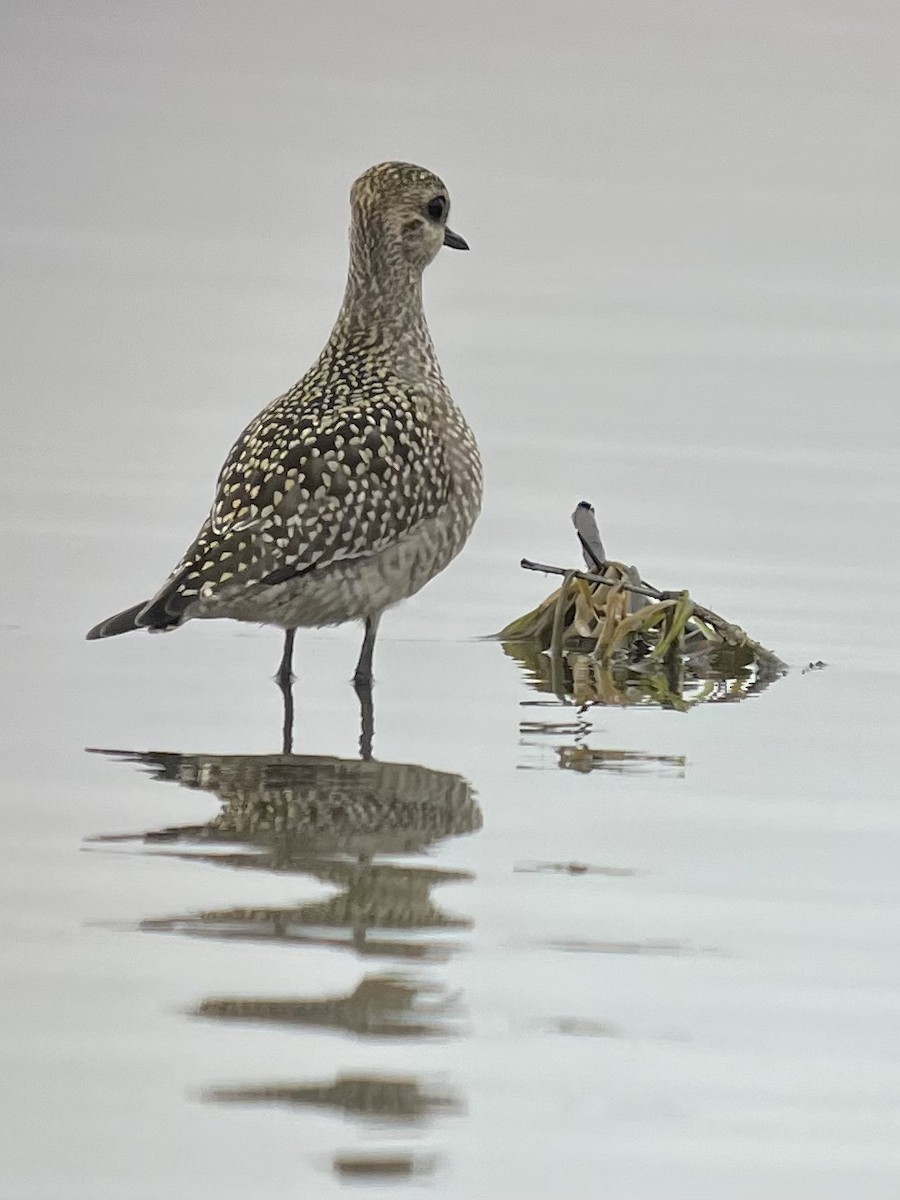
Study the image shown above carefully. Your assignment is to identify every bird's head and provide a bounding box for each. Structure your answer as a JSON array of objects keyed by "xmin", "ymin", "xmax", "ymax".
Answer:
[{"xmin": 350, "ymin": 161, "xmax": 468, "ymax": 273}]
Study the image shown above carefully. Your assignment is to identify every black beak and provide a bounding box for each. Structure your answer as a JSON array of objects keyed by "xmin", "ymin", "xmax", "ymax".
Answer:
[{"xmin": 443, "ymin": 226, "xmax": 469, "ymax": 251}]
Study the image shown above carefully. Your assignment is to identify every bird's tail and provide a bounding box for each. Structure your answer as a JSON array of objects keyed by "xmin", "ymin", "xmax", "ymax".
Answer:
[
  {"xmin": 86, "ymin": 562, "xmax": 196, "ymax": 641},
  {"xmin": 86, "ymin": 601, "xmax": 151, "ymax": 640}
]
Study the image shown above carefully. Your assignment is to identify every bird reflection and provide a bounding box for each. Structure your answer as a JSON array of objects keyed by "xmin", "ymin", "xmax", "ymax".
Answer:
[
  {"xmin": 90, "ymin": 744, "xmax": 480, "ymax": 1148},
  {"xmin": 205, "ymin": 1073, "xmax": 462, "ymax": 1123},
  {"xmin": 277, "ymin": 664, "xmax": 375, "ymax": 759},
  {"xmin": 194, "ymin": 975, "xmax": 459, "ymax": 1038},
  {"xmin": 91, "ymin": 748, "xmax": 481, "ymax": 961}
]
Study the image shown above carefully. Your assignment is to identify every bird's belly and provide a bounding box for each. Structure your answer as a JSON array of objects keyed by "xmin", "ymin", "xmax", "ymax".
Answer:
[{"xmin": 190, "ymin": 494, "xmax": 479, "ymax": 630}]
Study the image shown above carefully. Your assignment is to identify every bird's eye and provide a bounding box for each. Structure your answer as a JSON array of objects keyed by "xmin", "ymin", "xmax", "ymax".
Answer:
[{"xmin": 425, "ymin": 195, "xmax": 447, "ymax": 222}]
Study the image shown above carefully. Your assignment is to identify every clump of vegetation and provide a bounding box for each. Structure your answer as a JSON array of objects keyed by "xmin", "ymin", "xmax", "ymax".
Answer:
[{"xmin": 496, "ymin": 502, "xmax": 786, "ymax": 709}]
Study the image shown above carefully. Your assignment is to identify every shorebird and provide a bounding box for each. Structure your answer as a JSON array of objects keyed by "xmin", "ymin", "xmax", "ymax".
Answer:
[{"xmin": 87, "ymin": 162, "xmax": 483, "ymax": 698}]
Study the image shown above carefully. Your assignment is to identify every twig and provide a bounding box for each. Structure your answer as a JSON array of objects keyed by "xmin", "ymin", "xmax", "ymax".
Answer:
[
  {"xmin": 521, "ymin": 558, "xmax": 666, "ymax": 602},
  {"xmin": 520, "ymin": 558, "xmax": 732, "ymax": 634}
]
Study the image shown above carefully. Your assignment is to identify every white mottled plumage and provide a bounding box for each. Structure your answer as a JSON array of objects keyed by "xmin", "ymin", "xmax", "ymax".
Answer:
[{"xmin": 87, "ymin": 162, "xmax": 482, "ymax": 683}]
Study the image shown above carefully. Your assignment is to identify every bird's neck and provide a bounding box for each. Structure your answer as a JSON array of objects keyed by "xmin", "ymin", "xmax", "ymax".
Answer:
[
  {"xmin": 329, "ymin": 226, "xmax": 439, "ymax": 371},
  {"xmin": 336, "ymin": 242, "xmax": 423, "ymax": 325}
]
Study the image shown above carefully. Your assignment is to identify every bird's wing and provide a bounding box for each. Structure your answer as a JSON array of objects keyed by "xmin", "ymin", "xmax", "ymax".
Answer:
[{"xmin": 146, "ymin": 387, "xmax": 452, "ymax": 621}]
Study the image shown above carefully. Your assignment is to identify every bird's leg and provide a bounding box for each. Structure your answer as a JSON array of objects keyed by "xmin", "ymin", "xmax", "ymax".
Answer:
[
  {"xmin": 280, "ymin": 679, "xmax": 295, "ymax": 756},
  {"xmin": 353, "ymin": 614, "xmax": 380, "ymax": 761},
  {"xmin": 353, "ymin": 613, "xmax": 381, "ymax": 689},
  {"xmin": 276, "ymin": 627, "xmax": 296, "ymax": 688},
  {"xmin": 275, "ymin": 628, "xmax": 297, "ymax": 755},
  {"xmin": 356, "ymin": 683, "xmax": 375, "ymax": 762}
]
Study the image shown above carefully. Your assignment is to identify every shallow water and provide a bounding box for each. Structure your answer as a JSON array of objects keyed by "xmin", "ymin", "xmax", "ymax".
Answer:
[{"xmin": 2, "ymin": 2, "xmax": 900, "ymax": 1197}]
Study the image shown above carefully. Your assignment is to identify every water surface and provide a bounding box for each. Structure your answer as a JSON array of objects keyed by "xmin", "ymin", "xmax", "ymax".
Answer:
[{"xmin": 2, "ymin": 3, "xmax": 899, "ymax": 1197}]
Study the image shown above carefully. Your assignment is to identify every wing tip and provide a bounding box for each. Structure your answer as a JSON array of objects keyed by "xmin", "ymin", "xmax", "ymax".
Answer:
[{"xmin": 85, "ymin": 600, "xmax": 149, "ymax": 640}]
